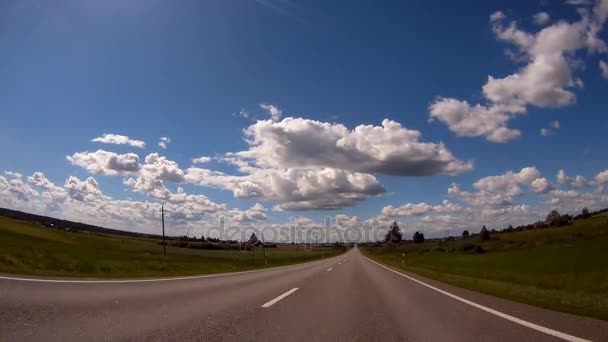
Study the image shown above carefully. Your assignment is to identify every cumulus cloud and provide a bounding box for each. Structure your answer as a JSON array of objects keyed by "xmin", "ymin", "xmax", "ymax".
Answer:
[
  {"xmin": 556, "ymin": 169, "xmax": 591, "ymax": 189},
  {"xmin": 430, "ymin": 2, "xmax": 608, "ymax": 142},
  {"xmin": 595, "ymin": 169, "xmax": 608, "ymax": 184},
  {"xmin": 67, "ymin": 150, "xmax": 141, "ymax": 176},
  {"xmin": 186, "ymin": 166, "xmax": 385, "ymax": 211},
  {"xmin": 92, "ymin": 133, "xmax": 145, "ymax": 148},
  {"xmin": 382, "ymin": 200, "xmax": 462, "ymax": 217},
  {"xmin": 600, "ymin": 60, "xmax": 608, "ymax": 78},
  {"xmin": 158, "ymin": 136, "xmax": 171, "ymax": 149},
  {"xmin": 530, "ymin": 177, "xmax": 554, "ymax": 193},
  {"xmin": 260, "ymin": 103, "xmax": 282, "ymax": 121},
  {"xmin": 388, "ymin": 165, "xmax": 607, "ymax": 236},
  {"xmin": 474, "ymin": 167, "xmax": 541, "ymax": 194},
  {"xmin": 445, "ymin": 167, "xmax": 545, "ymax": 211},
  {"xmin": 4, "ymin": 171, "xmax": 23, "ymax": 179},
  {"xmin": 237, "ymin": 117, "xmax": 472, "ymax": 176},
  {"xmin": 1, "ymin": 170, "xmax": 233, "ymax": 235},
  {"xmin": 192, "ymin": 156, "xmax": 212, "ymax": 164},
  {"xmin": 533, "ymin": 12, "xmax": 551, "ymax": 25},
  {"xmin": 227, "ymin": 203, "xmax": 268, "ymax": 224},
  {"xmin": 64, "ymin": 176, "xmax": 104, "ymax": 202},
  {"xmin": 124, "ymin": 153, "xmax": 185, "ymax": 199},
  {"xmin": 429, "ymin": 99, "xmax": 522, "ymax": 143}
]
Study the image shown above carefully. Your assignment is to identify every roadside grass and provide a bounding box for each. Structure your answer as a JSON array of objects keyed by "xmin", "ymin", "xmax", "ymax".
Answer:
[
  {"xmin": 362, "ymin": 215, "xmax": 608, "ymax": 321},
  {"xmin": 0, "ymin": 216, "xmax": 345, "ymax": 278}
]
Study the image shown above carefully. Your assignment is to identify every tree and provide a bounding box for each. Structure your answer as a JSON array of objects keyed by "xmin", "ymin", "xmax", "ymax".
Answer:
[
  {"xmin": 461, "ymin": 230, "xmax": 470, "ymax": 239},
  {"xmin": 479, "ymin": 225, "xmax": 490, "ymax": 241},
  {"xmin": 546, "ymin": 210, "xmax": 562, "ymax": 226},
  {"xmin": 582, "ymin": 207, "xmax": 590, "ymax": 218},
  {"xmin": 384, "ymin": 221, "xmax": 403, "ymax": 244},
  {"xmin": 412, "ymin": 231, "xmax": 425, "ymax": 243}
]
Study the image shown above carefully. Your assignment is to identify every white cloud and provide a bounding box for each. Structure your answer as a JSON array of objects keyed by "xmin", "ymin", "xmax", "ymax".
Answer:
[
  {"xmin": 260, "ymin": 103, "xmax": 282, "ymax": 121},
  {"xmin": 382, "ymin": 200, "xmax": 462, "ymax": 217},
  {"xmin": 600, "ymin": 60, "xmax": 608, "ymax": 78},
  {"xmin": 158, "ymin": 136, "xmax": 171, "ymax": 149},
  {"xmin": 124, "ymin": 153, "xmax": 186, "ymax": 199},
  {"xmin": 238, "ymin": 117, "xmax": 472, "ymax": 176},
  {"xmin": 67, "ymin": 150, "xmax": 141, "ymax": 176},
  {"xmin": 64, "ymin": 176, "xmax": 104, "ymax": 202},
  {"xmin": 473, "ymin": 166, "xmax": 541, "ymax": 195},
  {"xmin": 430, "ymin": 3, "xmax": 608, "ymax": 142},
  {"xmin": 186, "ymin": 166, "xmax": 385, "ymax": 211},
  {"xmin": 92, "ymin": 133, "xmax": 145, "ymax": 148},
  {"xmin": 1, "ymin": 170, "xmax": 232, "ymax": 235},
  {"xmin": 192, "ymin": 156, "xmax": 212, "ymax": 164},
  {"xmin": 429, "ymin": 98, "xmax": 522, "ymax": 143},
  {"xmin": 490, "ymin": 11, "xmax": 506, "ymax": 22},
  {"xmin": 530, "ymin": 177, "xmax": 553, "ymax": 193},
  {"xmin": 556, "ymin": 169, "xmax": 591, "ymax": 189},
  {"xmin": 4, "ymin": 171, "xmax": 23, "ymax": 179},
  {"xmin": 565, "ymin": 0, "xmax": 592, "ymax": 5},
  {"xmin": 540, "ymin": 120, "xmax": 560, "ymax": 136},
  {"xmin": 595, "ymin": 169, "xmax": 608, "ymax": 184},
  {"xmin": 179, "ymin": 115, "xmax": 470, "ymax": 211},
  {"xmin": 239, "ymin": 108, "xmax": 250, "ymax": 118},
  {"xmin": 533, "ymin": 12, "xmax": 551, "ymax": 26},
  {"xmin": 227, "ymin": 203, "xmax": 268, "ymax": 224}
]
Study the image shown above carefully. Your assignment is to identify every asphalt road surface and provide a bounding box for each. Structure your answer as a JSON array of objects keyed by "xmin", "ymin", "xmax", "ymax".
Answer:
[{"xmin": 1, "ymin": 248, "xmax": 607, "ymax": 342}]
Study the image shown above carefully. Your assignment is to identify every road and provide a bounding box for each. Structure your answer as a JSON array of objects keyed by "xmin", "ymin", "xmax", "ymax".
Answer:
[{"xmin": 1, "ymin": 248, "xmax": 607, "ymax": 341}]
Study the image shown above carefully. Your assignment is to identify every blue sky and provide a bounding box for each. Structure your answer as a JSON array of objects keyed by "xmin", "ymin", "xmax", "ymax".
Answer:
[{"xmin": 1, "ymin": 0, "xmax": 607, "ymax": 239}]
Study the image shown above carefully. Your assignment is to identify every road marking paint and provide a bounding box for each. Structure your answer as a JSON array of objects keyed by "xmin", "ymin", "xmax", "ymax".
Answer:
[
  {"xmin": 0, "ymin": 258, "xmax": 333, "ymax": 284},
  {"xmin": 0, "ymin": 251, "xmax": 351, "ymax": 284},
  {"xmin": 326, "ymin": 268, "xmax": 333, "ymax": 272},
  {"xmin": 261, "ymin": 288, "xmax": 299, "ymax": 308},
  {"xmin": 363, "ymin": 256, "xmax": 590, "ymax": 342}
]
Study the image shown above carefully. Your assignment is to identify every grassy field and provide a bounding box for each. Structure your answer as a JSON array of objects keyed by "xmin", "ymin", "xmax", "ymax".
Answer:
[
  {"xmin": 0, "ymin": 216, "xmax": 346, "ymax": 278},
  {"xmin": 362, "ymin": 215, "xmax": 608, "ymax": 321}
]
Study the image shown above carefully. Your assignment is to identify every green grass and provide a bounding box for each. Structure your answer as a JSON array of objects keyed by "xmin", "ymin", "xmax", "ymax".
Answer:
[
  {"xmin": 362, "ymin": 215, "xmax": 608, "ymax": 321},
  {"xmin": 0, "ymin": 216, "xmax": 345, "ymax": 278}
]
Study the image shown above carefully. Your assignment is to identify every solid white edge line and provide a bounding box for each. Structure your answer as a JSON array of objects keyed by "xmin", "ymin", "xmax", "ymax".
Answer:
[
  {"xmin": 363, "ymin": 256, "xmax": 591, "ymax": 342},
  {"xmin": 326, "ymin": 268, "xmax": 333, "ymax": 272},
  {"xmin": 261, "ymin": 288, "xmax": 299, "ymax": 308},
  {"xmin": 0, "ymin": 255, "xmax": 341, "ymax": 284}
]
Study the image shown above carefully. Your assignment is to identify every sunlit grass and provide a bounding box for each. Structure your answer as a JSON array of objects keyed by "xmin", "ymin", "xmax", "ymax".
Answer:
[
  {"xmin": 362, "ymin": 215, "xmax": 608, "ymax": 320},
  {"xmin": 0, "ymin": 216, "xmax": 345, "ymax": 278}
]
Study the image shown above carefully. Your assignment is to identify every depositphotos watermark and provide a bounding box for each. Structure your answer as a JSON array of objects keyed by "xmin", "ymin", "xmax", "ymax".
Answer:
[{"xmin": 204, "ymin": 216, "xmax": 396, "ymax": 245}]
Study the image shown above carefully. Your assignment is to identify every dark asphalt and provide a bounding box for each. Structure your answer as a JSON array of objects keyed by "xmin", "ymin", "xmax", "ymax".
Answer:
[{"xmin": 1, "ymin": 248, "xmax": 607, "ymax": 341}]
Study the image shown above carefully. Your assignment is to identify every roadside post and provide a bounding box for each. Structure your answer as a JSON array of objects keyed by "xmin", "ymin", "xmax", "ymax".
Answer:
[{"xmin": 161, "ymin": 206, "xmax": 166, "ymax": 257}]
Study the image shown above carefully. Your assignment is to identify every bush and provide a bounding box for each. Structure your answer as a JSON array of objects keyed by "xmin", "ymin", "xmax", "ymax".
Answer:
[
  {"xmin": 458, "ymin": 243, "xmax": 484, "ymax": 254},
  {"xmin": 471, "ymin": 245, "xmax": 485, "ymax": 254},
  {"xmin": 479, "ymin": 226, "xmax": 490, "ymax": 241}
]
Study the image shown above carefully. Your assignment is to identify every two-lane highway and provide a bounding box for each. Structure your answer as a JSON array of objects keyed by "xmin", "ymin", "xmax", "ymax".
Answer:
[{"xmin": 1, "ymin": 248, "xmax": 607, "ymax": 341}]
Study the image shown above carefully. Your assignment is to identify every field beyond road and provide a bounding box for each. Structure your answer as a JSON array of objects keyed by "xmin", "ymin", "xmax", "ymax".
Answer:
[
  {"xmin": 362, "ymin": 214, "xmax": 608, "ymax": 321},
  {"xmin": 0, "ymin": 216, "xmax": 346, "ymax": 278}
]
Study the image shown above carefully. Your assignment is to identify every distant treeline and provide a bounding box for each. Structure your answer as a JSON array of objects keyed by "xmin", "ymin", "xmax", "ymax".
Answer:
[
  {"xmin": 0, "ymin": 207, "xmax": 169, "ymax": 240},
  {"xmin": 362, "ymin": 206, "xmax": 608, "ymax": 248}
]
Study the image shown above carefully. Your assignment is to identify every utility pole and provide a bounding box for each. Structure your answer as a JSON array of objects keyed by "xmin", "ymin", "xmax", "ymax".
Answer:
[
  {"xmin": 161, "ymin": 205, "xmax": 166, "ymax": 256},
  {"xmin": 262, "ymin": 232, "xmax": 268, "ymax": 265}
]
